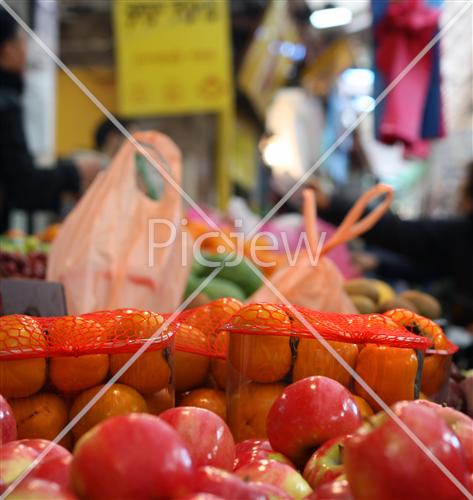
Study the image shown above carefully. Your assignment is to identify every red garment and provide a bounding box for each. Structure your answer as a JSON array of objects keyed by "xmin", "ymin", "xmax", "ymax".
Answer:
[{"xmin": 376, "ymin": 0, "xmax": 440, "ymax": 153}]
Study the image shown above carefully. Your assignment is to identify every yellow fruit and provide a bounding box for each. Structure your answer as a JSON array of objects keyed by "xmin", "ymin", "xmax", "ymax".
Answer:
[
  {"xmin": 110, "ymin": 349, "xmax": 171, "ymax": 395},
  {"xmin": 50, "ymin": 354, "xmax": 110, "ymax": 394},
  {"xmin": 399, "ymin": 290, "xmax": 442, "ymax": 319},
  {"xmin": 11, "ymin": 392, "xmax": 68, "ymax": 441},
  {"xmin": 70, "ymin": 384, "xmax": 147, "ymax": 439},
  {"xmin": 228, "ymin": 382, "xmax": 285, "ymax": 442},
  {"xmin": 344, "ymin": 279, "xmax": 379, "ymax": 303},
  {"xmin": 0, "ymin": 358, "xmax": 46, "ymax": 398},
  {"xmin": 180, "ymin": 388, "xmax": 227, "ymax": 421},
  {"xmin": 372, "ymin": 280, "xmax": 395, "ymax": 305},
  {"xmin": 350, "ymin": 295, "xmax": 377, "ymax": 314}
]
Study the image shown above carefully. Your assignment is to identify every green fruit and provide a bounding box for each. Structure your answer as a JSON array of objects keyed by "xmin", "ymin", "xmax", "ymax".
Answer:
[
  {"xmin": 25, "ymin": 236, "xmax": 40, "ymax": 253},
  {"xmin": 201, "ymin": 277, "xmax": 246, "ymax": 301},
  {"xmin": 184, "ymin": 274, "xmax": 203, "ymax": 299},
  {"xmin": 195, "ymin": 252, "xmax": 262, "ymax": 296}
]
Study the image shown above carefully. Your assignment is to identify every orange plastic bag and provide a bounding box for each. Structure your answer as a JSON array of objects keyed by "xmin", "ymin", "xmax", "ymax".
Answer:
[
  {"xmin": 47, "ymin": 131, "xmax": 191, "ymax": 314},
  {"xmin": 250, "ymin": 184, "xmax": 393, "ymax": 312}
]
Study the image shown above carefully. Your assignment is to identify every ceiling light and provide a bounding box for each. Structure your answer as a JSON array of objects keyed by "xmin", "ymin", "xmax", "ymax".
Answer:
[{"xmin": 310, "ymin": 6, "xmax": 352, "ymax": 29}]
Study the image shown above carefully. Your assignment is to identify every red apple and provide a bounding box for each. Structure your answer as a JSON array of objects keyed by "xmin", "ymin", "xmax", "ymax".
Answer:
[
  {"xmin": 303, "ymin": 435, "xmax": 349, "ymax": 489},
  {"xmin": 234, "ymin": 439, "xmax": 293, "ymax": 471},
  {"xmin": 413, "ymin": 400, "xmax": 473, "ymax": 470},
  {"xmin": 160, "ymin": 407, "xmax": 235, "ymax": 470},
  {"xmin": 71, "ymin": 413, "xmax": 193, "ymax": 499},
  {"xmin": 235, "ymin": 459, "xmax": 312, "ymax": 499},
  {"xmin": 193, "ymin": 466, "xmax": 267, "ymax": 500},
  {"xmin": 251, "ymin": 481, "xmax": 293, "ymax": 499},
  {"xmin": 267, "ymin": 376, "xmax": 361, "ymax": 466},
  {"xmin": 0, "ymin": 394, "xmax": 17, "ymax": 443},
  {"xmin": 181, "ymin": 495, "xmax": 224, "ymax": 500},
  {"xmin": 6, "ymin": 479, "xmax": 77, "ymax": 499},
  {"xmin": 0, "ymin": 439, "xmax": 72, "ymax": 492},
  {"xmin": 344, "ymin": 400, "xmax": 472, "ymax": 499},
  {"xmin": 307, "ymin": 478, "xmax": 353, "ymax": 499}
]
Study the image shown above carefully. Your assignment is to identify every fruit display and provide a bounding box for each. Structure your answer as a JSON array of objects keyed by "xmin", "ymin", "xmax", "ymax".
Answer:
[
  {"xmin": 0, "ymin": 229, "xmax": 56, "ymax": 280},
  {"xmin": 1, "ymin": 299, "xmax": 468, "ymax": 499},
  {"xmin": 0, "ymin": 310, "xmax": 174, "ymax": 450},
  {"xmin": 1, "ymin": 376, "xmax": 471, "ymax": 499},
  {"xmin": 225, "ymin": 303, "xmax": 438, "ymax": 441},
  {"xmin": 344, "ymin": 277, "xmax": 443, "ymax": 319}
]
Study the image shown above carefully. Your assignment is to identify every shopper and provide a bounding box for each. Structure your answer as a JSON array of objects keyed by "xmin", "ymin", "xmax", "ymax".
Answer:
[
  {"xmin": 0, "ymin": 8, "xmax": 101, "ymax": 231},
  {"xmin": 311, "ymin": 161, "xmax": 473, "ymax": 328}
]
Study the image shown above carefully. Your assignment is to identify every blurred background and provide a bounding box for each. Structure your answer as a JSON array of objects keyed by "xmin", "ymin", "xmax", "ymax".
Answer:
[{"xmin": 1, "ymin": 0, "xmax": 473, "ymax": 339}]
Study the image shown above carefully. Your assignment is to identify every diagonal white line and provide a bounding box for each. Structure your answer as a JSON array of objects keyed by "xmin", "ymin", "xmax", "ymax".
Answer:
[
  {"xmin": 246, "ymin": 0, "xmax": 473, "ymax": 241},
  {"xmin": 0, "ymin": 264, "xmax": 225, "ymax": 499},
  {"xmin": 244, "ymin": 261, "xmax": 473, "ymax": 499},
  {"xmin": 1, "ymin": 1, "xmax": 471, "ymax": 497}
]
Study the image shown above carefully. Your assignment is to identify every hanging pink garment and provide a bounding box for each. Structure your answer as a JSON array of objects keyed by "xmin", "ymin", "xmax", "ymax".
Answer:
[{"xmin": 376, "ymin": 0, "xmax": 439, "ymax": 150}]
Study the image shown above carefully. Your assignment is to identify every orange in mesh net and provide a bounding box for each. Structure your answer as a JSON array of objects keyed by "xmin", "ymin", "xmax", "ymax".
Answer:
[
  {"xmin": 220, "ymin": 303, "xmax": 434, "ymax": 350},
  {"xmin": 0, "ymin": 309, "xmax": 173, "ymax": 360},
  {"xmin": 383, "ymin": 308, "xmax": 457, "ymax": 397},
  {"xmin": 171, "ymin": 297, "xmax": 244, "ymax": 358}
]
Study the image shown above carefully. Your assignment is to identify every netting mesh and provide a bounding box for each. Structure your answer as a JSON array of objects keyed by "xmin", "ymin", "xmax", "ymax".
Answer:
[
  {"xmin": 383, "ymin": 308, "xmax": 458, "ymax": 355},
  {"xmin": 0, "ymin": 309, "xmax": 173, "ymax": 360},
  {"xmin": 219, "ymin": 303, "xmax": 434, "ymax": 351},
  {"xmin": 0, "ymin": 302, "xmax": 447, "ymax": 361},
  {"xmin": 170, "ymin": 297, "xmax": 243, "ymax": 358}
]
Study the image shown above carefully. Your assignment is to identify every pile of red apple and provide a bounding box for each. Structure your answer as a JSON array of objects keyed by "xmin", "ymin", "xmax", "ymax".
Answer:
[{"xmin": 1, "ymin": 376, "xmax": 472, "ymax": 499}]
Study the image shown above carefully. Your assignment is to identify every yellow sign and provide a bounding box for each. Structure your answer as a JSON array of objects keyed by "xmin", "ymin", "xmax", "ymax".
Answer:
[{"xmin": 114, "ymin": 0, "xmax": 233, "ymax": 116}]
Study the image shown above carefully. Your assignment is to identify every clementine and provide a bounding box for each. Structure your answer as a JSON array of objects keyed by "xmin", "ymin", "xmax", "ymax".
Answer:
[
  {"xmin": 70, "ymin": 383, "xmax": 147, "ymax": 439},
  {"xmin": 0, "ymin": 316, "xmax": 47, "ymax": 398},
  {"xmin": 179, "ymin": 388, "xmax": 226, "ymax": 421},
  {"xmin": 174, "ymin": 324, "xmax": 210, "ymax": 392},
  {"xmin": 50, "ymin": 354, "xmax": 110, "ymax": 394},
  {"xmin": 293, "ymin": 339, "xmax": 358, "ymax": 387},
  {"xmin": 229, "ymin": 304, "xmax": 292, "ymax": 384},
  {"xmin": 145, "ymin": 388, "xmax": 174, "ymax": 416},
  {"xmin": 10, "ymin": 392, "xmax": 68, "ymax": 441},
  {"xmin": 110, "ymin": 349, "xmax": 171, "ymax": 395},
  {"xmin": 47, "ymin": 316, "xmax": 106, "ymax": 349},
  {"xmin": 228, "ymin": 382, "xmax": 285, "ymax": 442}
]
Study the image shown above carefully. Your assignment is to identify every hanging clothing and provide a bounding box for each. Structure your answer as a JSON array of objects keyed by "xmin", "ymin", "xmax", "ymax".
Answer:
[{"xmin": 372, "ymin": 0, "xmax": 445, "ymax": 159}]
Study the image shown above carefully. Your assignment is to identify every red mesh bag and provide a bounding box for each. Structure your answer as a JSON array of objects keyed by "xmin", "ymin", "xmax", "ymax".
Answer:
[
  {"xmin": 0, "ymin": 309, "xmax": 174, "ymax": 360},
  {"xmin": 170, "ymin": 297, "xmax": 244, "ymax": 358},
  {"xmin": 220, "ymin": 303, "xmax": 433, "ymax": 350},
  {"xmin": 222, "ymin": 303, "xmax": 454, "ymax": 442},
  {"xmin": 0, "ymin": 309, "xmax": 175, "ymax": 448},
  {"xmin": 383, "ymin": 308, "xmax": 458, "ymax": 397}
]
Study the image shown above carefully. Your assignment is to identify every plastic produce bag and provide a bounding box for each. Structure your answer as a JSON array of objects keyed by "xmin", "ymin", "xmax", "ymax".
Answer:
[
  {"xmin": 47, "ymin": 131, "xmax": 192, "ymax": 314},
  {"xmin": 250, "ymin": 184, "xmax": 393, "ymax": 312}
]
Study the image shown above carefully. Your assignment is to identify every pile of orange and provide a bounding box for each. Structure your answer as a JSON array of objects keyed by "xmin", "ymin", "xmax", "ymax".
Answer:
[{"xmin": 0, "ymin": 311, "xmax": 173, "ymax": 449}]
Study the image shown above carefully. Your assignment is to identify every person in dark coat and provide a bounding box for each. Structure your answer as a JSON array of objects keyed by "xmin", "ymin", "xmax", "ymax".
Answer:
[
  {"xmin": 312, "ymin": 161, "xmax": 473, "ymax": 328},
  {"xmin": 0, "ymin": 7, "xmax": 101, "ymax": 231}
]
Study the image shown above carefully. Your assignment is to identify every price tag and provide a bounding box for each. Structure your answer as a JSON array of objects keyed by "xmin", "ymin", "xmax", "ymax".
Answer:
[{"xmin": 0, "ymin": 278, "xmax": 67, "ymax": 317}]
